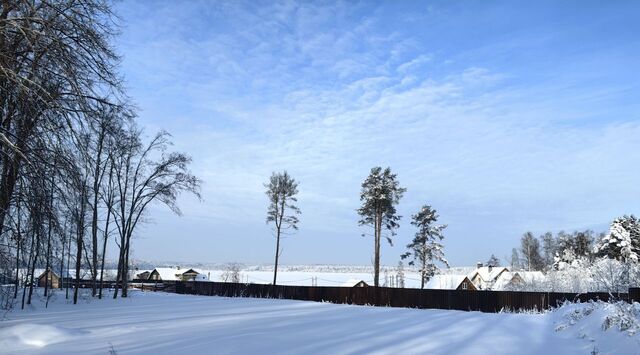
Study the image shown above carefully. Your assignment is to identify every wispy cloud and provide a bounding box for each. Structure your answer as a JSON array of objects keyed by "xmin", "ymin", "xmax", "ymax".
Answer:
[{"xmin": 116, "ymin": 0, "xmax": 640, "ymax": 265}]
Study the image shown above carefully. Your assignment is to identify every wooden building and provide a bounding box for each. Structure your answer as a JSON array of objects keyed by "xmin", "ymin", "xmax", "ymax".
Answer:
[
  {"xmin": 37, "ymin": 269, "xmax": 61, "ymax": 289},
  {"xmin": 341, "ymin": 279, "xmax": 369, "ymax": 288},
  {"xmin": 147, "ymin": 267, "xmax": 202, "ymax": 282},
  {"xmin": 425, "ymin": 275, "xmax": 477, "ymax": 291}
]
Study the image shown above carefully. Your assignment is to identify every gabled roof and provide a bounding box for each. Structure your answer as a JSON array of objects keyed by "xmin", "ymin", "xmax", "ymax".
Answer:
[
  {"xmin": 492, "ymin": 271, "xmax": 546, "ymax": 290},
  {"xmin": 425, "ymin": 275, "xmax": 469, "ymax": 290},
  {"xmin": 513, "ymin": 271, "xmax": 545, "ymax": 284},
  {"xmin": 149, "ymin": 267, "xmax": 201, "ymax": 281},
  {"xmin": 341, "ymin": 279, "xmax": 368, "ymax": 287},
  {"xmin": 467, "ymin": 266, "xmax": 508, "ymax": 282},
  {"xmin": 150, "ymin": 268, "xmax": 181, "ymax": 281}
]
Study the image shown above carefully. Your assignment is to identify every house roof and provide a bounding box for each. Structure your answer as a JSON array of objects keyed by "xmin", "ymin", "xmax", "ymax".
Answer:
[
  {"xmin": 150, "ymin": 268, "xmax": 201, "ymax": 281},
  {"xmin": 492, "ymin": 272, "xmax": 516, "ymax": 290},
  {"xmin": 492, "ymin": 271, "xmax": 546, "ymax": 290},
  {"xmin": 341, "ymin": 279, "xmax": 368, "ymax": 287},
  {"xmin": 424, "ymin": 275, "xmax": 469, "ymax": 290},
  {"xmin": 467, "ymin": 266, "xmax": 508, "ymax": 282},
  {"xmin": 513, "ymin": 271, "xmax": 545, "ymax": 284},
  {"xmin": 151, "ymin": 268, "xmax": 181, "ymax": 281}
]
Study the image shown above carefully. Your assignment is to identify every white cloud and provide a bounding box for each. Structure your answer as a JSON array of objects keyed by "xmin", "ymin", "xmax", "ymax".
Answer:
[{"xmin": 116, "ymin": 0, "xmax": 640, "ymax": 265}]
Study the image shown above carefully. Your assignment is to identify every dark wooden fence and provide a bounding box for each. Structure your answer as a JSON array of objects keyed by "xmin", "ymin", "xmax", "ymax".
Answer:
[
  {"xmin": 137, "ymin": 280, "xmax": 640, "ymax": 313},
  {"xmin": 59, "ymin": 279, "xmax": 122, "ymax": 289}
]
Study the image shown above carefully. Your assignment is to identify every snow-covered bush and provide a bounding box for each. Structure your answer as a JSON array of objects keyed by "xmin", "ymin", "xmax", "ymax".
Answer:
[
  {"xmin": 591, "ymin": 258, "xmax": 640, "ymax": 294},
  {"xmin": 555, "ymin": 301, "xmax": 640, "ymax": 342},
  {"xmin": 601, "ymin": 302, "xmax": 640, "ymax": 336}
]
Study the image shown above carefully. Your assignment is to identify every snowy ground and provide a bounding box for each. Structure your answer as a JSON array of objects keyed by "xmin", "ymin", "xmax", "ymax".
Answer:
[{"xmin": 1, "ymin": 290, "xmax": 639, "ymax": 354}]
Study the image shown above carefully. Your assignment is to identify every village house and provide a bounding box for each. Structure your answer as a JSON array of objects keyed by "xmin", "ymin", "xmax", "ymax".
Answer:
[
  {"xmin": 493, "ymin": 271, "xmax": 546, "ymax": 291},
  {"xmin": 425, "ymin": 275, "xmax": 477, "ymax": 290},
  {"xmin": 341, "ymin": 279, "xmax": 369, "ymax": 288},
  {"xmin": 467, "ymin": 263, "xmax": 509, "ymax": 290},
  {"xmin": 36, "ymin": 268, "xmax": 72, "ymax": 289},
  {"xmin": 146, "ymin": 267, "xmax": 206, "ymax": 282},
  {"xmin": 135, "ymin": 270, "xmax": 151, "ymax": 280}
]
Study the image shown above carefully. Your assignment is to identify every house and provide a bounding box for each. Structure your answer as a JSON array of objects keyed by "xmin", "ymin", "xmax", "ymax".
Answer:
[
  {"xmin": 37, "ymin": 268, "xmax": 61, "ymax": 289},
  {"xmin": 135, "ymin": 270, "xmax": 151, "ymax": 280},
  {"xmin": 467, "ymin": 263, "xmax": 509, "ymax": 290},
  {"xmin": 147, "ymin": 267, "xmax": 202, "ymax": 282},
  {"xmin": 341, "ymin": 279, "xmax": 369, "ymax": 288},
  {"xmin": 493, "ymin": 271, "xmax": 546, "ymax": 291},
  {"xmin": 425, "ymin": 275, "xmax": 477, "ymax": 290}
]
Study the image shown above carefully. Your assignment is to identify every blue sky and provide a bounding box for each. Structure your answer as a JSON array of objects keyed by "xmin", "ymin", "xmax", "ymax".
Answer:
[{"xmin": 114, "ymin": 0, "xmax": 640, "ymax": 266}]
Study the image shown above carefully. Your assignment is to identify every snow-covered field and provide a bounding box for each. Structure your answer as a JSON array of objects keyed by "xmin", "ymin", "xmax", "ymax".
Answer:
[
  {"xmin": 139, "ymin": 264, "xmax": 476, "ymax": 288},
  {"xmin": 1, "ymin": 290, "xmax": 638, "ymax": 354}
]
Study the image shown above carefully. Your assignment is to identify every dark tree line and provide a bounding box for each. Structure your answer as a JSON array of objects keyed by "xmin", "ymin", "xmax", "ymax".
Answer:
[{"xmin": 0, "ymin": 0, "xmax": 200, "ymax": 308}]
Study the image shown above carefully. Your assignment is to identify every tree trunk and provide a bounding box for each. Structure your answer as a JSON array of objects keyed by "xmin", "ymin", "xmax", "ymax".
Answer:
[
  {"xmin": 373, "ymin": 207, "xmax": 382, "ymax": 287},
  {"xmin": 60, "ymin": 223, "xmax": 66, "ymax": 295},
  {"xmin": 122, "ymin": 234, "xmax": 131, "ymax": 297},
  {"xmin": 73, "ymin": 225, "xmax": 83, "ymax": 304},
  {"xmin": 90, "ymin": 133, "xmax": 104, "ymax": 297},
  {"xmin": 273, "ymin": 227, "xmax": 280, "ymax": 286},
  {"xmin": 113, "ymin": 237, "xmax": 124, "ymax": 299},
  {"xmin": 13, "ymin": 236, "xmax": 20, "ymax": 299},
  {"xmin": 98, "ymin": 219, "xmax": 109, "ymax": 299},
  {"xmin": 66, "ymin": 229, "xmax": 71, "ymax": 299},
  {"xmin": 27, "ymin": 227, "xmax": 41, "ymax": 306}
]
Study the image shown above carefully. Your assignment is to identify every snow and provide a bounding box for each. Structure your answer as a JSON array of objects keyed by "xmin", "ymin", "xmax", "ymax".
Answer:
[
  {"xmin": 424, "ymin": 275, "xmax": 467, "ymax": 290},
  {"xmin": 2, "ymin": 290, "xmax": 639, "ymax": 354},
  {"xmin": 149, "ymin": 267, "xmax": 183, "ymax": 281},
  {"xmin": 468, "ymin": 266, "xmax": 508, "ymax": 282},
  {"xmin": 340, "ymin": 279, "xmax": 368, "ymax": 287}
]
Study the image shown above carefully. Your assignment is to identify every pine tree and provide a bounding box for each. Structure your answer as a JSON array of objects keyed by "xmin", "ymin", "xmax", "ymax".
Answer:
[
  {"xmin": 486, "ymin": 254, "xmax": 500, "ymax": 267},
  {"xmin": 401, "ymin": 205, "xmax": 449, "ymax": 289},
  {"xmin": 573, "ymin": 230, "xmax": 595, "ymax": 260},
  {"xmin": 357, "ymin": 167, "xmax": 405, "ymax": 287},
  {"xmin": 595, "ymin": 215, "xmax": 640, "ymax": 263},
  {"xmin": 266, "ymin": 171, "xmax": 301, "ymax": 285}
]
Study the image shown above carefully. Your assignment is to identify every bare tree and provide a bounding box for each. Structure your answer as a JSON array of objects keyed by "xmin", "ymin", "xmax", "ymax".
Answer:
[
  {"xmin": 265, "ymin": 171, "xmax": 300, "ymax": 286},
  {"xmin": 220, "ymin": 263, "xmax": 243, "ymax": 283},
  {"xmin": 112, "ymin": 127, "xmax": 200, "ymax": 298}
]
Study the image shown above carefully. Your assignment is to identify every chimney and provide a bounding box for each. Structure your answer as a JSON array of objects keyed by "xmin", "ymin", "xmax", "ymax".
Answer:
[{"xmin": 476, "ymin": 262, "xmax": 483, "ymax": 269}]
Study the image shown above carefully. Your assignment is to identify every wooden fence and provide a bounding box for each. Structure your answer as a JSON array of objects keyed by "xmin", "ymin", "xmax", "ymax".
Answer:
[{"xmin": 138, "ymin": 280, "xmax": 640, "ymax": 313}]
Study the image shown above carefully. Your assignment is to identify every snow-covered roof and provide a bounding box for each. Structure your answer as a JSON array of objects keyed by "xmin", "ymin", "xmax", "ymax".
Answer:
[
  {"xmin": 424, "ymin": 275, "xmax": 468, "ymax": 290},
  {"xmin": 492, "ymin": 272, "xmax": 516, "ymax": 290},
  {"xmin": 468, "ymin": 266, "xmax": 508, "ymax": 282},
  {"xmin": 514, "ymin": 271, "xmax": 545, "ymax": 284},
  {"xmin": 150, "ymin": 267, "xmax": 202, "ymax": 281},
  {"xmin": 341, "ymin": 279, "xmax": 368, "ymax": 287},
  {"xmin": 151, "ymin": 268, "xmax": 182, "ymax": 281},
  {"xmin": 493, "ymin": 271, "xmax": 546, "ymax": 290}
]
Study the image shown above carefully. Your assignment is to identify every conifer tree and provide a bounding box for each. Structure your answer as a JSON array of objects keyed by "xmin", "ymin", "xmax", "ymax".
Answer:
[
  {"xmin": 401, "ymin": 205, "xmax": 449, "ymax": 289},
  {"xmin": 266, "ymin": 171, "xmax": 300, "ymax": 286},
  {"xmin": 357, "ymin": 167, "xmax": 405, "ymax": 287}
]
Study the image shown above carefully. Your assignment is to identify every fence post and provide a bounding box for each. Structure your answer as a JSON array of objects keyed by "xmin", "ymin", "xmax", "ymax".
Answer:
[{"xmin": 629, "ymin": 288, "xmax": 640, "ymax": 303}]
